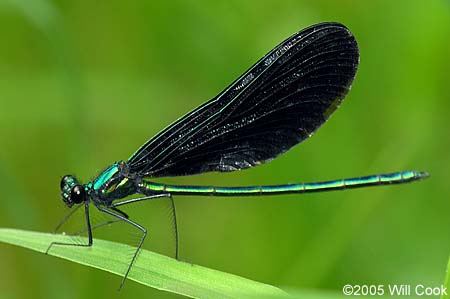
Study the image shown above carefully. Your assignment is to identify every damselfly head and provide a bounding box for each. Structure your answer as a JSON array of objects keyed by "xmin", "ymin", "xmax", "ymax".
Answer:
[{"xmin": 60, "ymin": 175, "xmax": 86, "ymax": 207}]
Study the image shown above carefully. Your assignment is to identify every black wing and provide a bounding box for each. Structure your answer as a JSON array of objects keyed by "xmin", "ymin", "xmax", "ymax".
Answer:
[{"xmin": 128, "ymin": 22, "xmax": 359, "ymax": 178}]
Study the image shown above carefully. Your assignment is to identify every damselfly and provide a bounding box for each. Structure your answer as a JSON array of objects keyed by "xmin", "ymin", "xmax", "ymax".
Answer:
[{"xmin": 47, "ymin": 22, "xmax": 428, "ymax": 289}]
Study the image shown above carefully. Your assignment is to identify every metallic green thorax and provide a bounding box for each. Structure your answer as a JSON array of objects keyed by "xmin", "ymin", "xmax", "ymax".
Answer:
[
  {"xmin": 92, "ymin": 163, "xmax": 120, "ymax": 190},
  {"xmin": 88, "ymin": 162, "xmax": 136, "ymax": 203},
  {"xmin": 138, "ymin": 171, "xmax": 427, "ymax": 197}
]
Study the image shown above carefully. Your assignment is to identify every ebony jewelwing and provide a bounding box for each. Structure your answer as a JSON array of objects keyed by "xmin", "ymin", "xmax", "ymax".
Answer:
[{"xmin": 47, "ymin": 22, "xmax": 429, "ymax": 289}]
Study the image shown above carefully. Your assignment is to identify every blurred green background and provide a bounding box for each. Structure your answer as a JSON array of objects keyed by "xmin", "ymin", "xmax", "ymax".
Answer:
[{"xmin": 0, "ymin": 1, "xmax": 449, "ymax": 298}]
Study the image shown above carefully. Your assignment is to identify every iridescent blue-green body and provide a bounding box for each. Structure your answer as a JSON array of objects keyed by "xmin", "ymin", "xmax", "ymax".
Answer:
[
  {"xmin": 60, "ymin": 160, "xmax": 428, "ymax": 209},
  {"xmin": 52, "ymin": 22, "xmax": 429, "ymax": 290},
  {"xmin": 138, "ymin": 170, "xmax": 428, "ymax": 196}
]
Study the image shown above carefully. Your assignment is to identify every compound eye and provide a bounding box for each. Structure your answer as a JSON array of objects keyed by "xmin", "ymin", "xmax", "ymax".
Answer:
[
  {"xmin": 60, "ymin": 175, "xmax": 71, "ymax": 190},
  {"xmin": 70, "ymin": 185, "xmax": 86, "ymax": 204}
]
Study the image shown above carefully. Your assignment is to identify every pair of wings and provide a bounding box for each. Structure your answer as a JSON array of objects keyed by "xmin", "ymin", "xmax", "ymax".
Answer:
[{"xmin": 127, "ymin": 22, "xmax": 359, "ymax": 178}]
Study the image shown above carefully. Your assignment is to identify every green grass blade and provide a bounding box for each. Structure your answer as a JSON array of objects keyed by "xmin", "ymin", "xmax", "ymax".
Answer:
[
  {"xmin": 442, "ymin": 255, "xmax": 450, "ymax": 299},
  {"xmin": 0, "ymin": 228, "xmax": 287, "ymax": 299}
]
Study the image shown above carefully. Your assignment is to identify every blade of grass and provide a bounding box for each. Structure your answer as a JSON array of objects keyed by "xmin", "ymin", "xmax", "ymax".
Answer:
[
  {"xmin": 442, "ymin": 255, "xmax": 450, "ymax": 299},
  {"xmin": 0, "ymin": 228, "xmax": 287, "ymax": 299}
]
